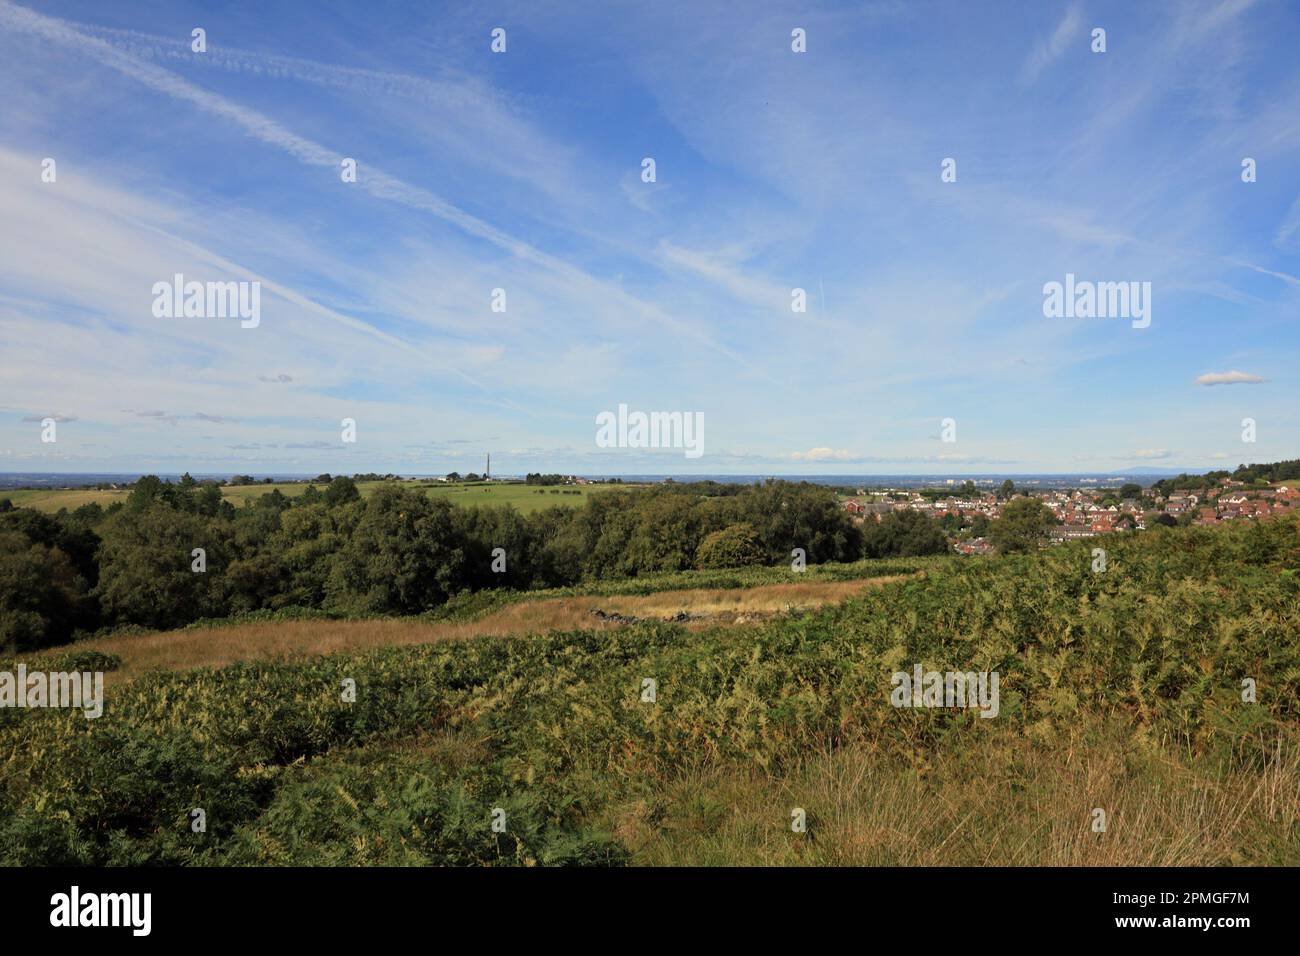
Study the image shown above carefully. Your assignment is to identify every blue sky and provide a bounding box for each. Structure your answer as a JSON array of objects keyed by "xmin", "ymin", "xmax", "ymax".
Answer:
[{"xmin": 1, "ymin": 0, "xmax": 1298, "ymax": 476}]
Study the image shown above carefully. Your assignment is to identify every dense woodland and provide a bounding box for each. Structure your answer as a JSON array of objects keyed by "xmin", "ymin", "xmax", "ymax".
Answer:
[{"xmin": 0, "ymin": 477, "xmax": 952, "ymax": 651}]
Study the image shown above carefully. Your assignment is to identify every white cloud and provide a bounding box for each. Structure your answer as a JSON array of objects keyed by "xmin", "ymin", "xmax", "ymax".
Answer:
[
  {"xmin": 791, "ymin": 447, "xmax": 852, "ymax": 462},
  {"xmin": 1194, "ymin": 370, "xmax": 1266, "ymax": 386}
]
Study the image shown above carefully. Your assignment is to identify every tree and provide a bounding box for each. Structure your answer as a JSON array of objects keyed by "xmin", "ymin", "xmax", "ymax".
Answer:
[
  {"xmin": 196, "ymin": 483, "xmax": 225, "ymax": 517},
  {"xmin": 323, "ymin": 476, "xmax": 360, "ymax": 507},
  {"xmin": 126, "ymin": 475, "xmax": 168, "ymax": 510},
  {"xmin": 70, "ymin": 502, "xmax": 103, "ymax": 527},
  {"xmin": 0, "ymin": 530, "xmax": 84, "ymax": 651},
  {"xmin": 1119, "ymin": 482, "xmax": 1143, "ymax": 500},
  {"xmin": 327, "ymin": 487, "xmax": 467, "ymax": 613},
  {"xmin": 861, "ymin": 510, "xmax": 949, "ymax": 558},
  {"xmin": 453, "ymin": 504, "xmax": 540, "ymax": 589},
  {"xmin": 989, "ymin": 498, "xmax": 1055, "ymax": 553},
  {"xmin": 621, "ymin": 493, "xmax": 709, "ymax": 573},
  {"xmin": 270, "ymin": 502, "xmax": 356, "ymax": 607},
  {"xmin": 737, "ymin": 481, "xmax": 860, "ymax": 564},
  {"xmin": 999, "ymin": 479, "xmax": 1015, "ymax": 500},
  {"xmin": 696, "ymin": 523, "xmax": 765, "ymax": 569},
  {"xmin": 95, "ymin": 506, "xmax": 227, "ymax": 629},
  {"xmin": 1, "ymin": 508, "xmax": 100, "ymax": 584}
]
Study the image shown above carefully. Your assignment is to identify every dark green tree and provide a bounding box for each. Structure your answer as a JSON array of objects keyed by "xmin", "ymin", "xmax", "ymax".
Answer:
[
  {"xmin": 327, "ymin": 487, "xmax": 467, "ymax": 613},
  {"xmin": 324, "ymin": 476, "xmax": 361, "ymax": 508},
  {"xmin": 0, "ymin": 530, "xmax": 84, "ymax": 651},
  {"xmin": 95, "ymin": 506, "xmax": 226, "ymax": 628},
  {"xmin": 861, "ymin": 510, "xmax": 949, "ymax": 558},
  {"xmin": 989, "ymin": 498, "xmax": 1056, "ymax": 553},
  {"xmin": 696, "ymin": 523, "xmax": 765, "ymax": 569}
]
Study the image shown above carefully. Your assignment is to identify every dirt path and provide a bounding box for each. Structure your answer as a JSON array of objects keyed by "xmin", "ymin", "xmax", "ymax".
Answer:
[{"xmin": 73, "ymin": 574, "xmax": 912, "ymax": 686}]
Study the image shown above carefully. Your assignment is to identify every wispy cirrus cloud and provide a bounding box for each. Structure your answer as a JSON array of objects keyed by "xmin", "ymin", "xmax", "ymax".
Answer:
[
  {"xmin": 1020, "ymin": 3, "xmax": 1084, "ymax": 86},
  {"xmin": 0, "ymin": 1, "xmax": 750, "ymax": 375}
]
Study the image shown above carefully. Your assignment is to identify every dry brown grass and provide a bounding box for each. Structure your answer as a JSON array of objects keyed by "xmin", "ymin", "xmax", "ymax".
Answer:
[
  {"xmin": 621, "ymin": 730, "xmax": 1300, "ymax": 866},
  {"xmin": 75, "ymin": 575, "xmax": 909, "ymax": 687}
]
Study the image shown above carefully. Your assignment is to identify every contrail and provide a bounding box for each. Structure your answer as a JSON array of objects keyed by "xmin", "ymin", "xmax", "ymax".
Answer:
[
  {"xmin": 0, "ymin": 0, "xmax": 762, "ymax": 377},
  {"xmin": 123, "ymin": 216, "xmax": 487, "ymax": 389},
  {"xmin": 65, "ymin": 21, "xmax": 495, "ymax": 115}
]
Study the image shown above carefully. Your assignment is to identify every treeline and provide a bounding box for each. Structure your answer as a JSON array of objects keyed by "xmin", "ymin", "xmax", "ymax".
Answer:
[
  {"xmin": 1148, "ymin": 459, "xmax": 1300, "ymax": 497},
  {"xmin": 1234, "ymin": 459, "xmax": 1300, "ymax": 484},
  {"xmin": 524, "ymin": 474, "xmax": 627, "ymax": 485},
  {"xmin": 0, "ymin": 478, "xmax": 950, "ymax": 651},
  {"xmin": 1150, "ymin": 470, "xmax": 1233, "ymax": 495}
]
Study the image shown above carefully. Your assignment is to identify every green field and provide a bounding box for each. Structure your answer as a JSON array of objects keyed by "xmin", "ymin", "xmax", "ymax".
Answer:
[
  {"xmin": 415, "ymin": 480, "xmax": 630, "ymax": 514},
  {"xmin": 2, "ymin": 480, "xmax": 632, "ymax": 515},
  {"xmin": 1, "ymin": 487, "xmax": 135, "ymax": 511}
]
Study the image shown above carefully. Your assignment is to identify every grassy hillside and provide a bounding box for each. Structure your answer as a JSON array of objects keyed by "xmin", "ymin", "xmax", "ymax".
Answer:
[
  {"xmin": 1, "ymin": 519, "xmax": 1296, "ymax": 866},
  {"xmin": 3, "ymin": 480, "xmax": 629, "ymax": 515}
]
